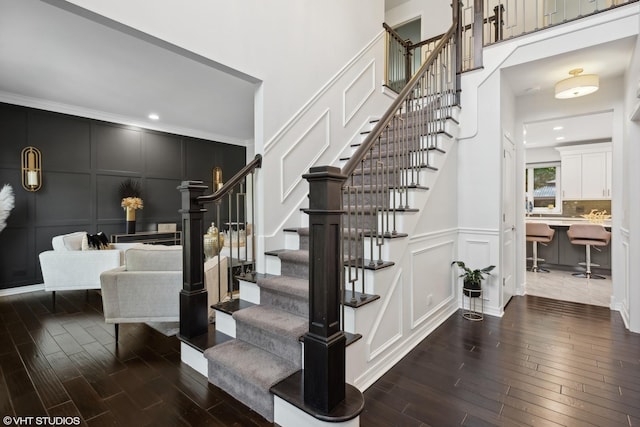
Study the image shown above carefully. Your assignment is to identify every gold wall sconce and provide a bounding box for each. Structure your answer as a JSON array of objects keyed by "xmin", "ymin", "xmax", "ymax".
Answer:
[
  {"xmin": 21, "ymin": 146, "xmax": 42, "ymax": 192},
  {"xmin": 213, "ymin": 166, "xmax": 223, "ymax": 191}
]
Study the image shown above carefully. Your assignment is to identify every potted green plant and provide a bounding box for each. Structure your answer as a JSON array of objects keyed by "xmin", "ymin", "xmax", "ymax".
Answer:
[{"xmin": 451, "ymin": 261, "xmax": 495, "ymax": 297}]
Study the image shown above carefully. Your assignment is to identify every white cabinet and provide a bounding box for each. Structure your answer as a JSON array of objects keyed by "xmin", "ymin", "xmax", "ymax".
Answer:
[
  {"xmin": 557, "ymin": 143, "xmax": 612, "ymax": 200},
  {"xmin": 605, "ymin": 151, "xmax": 612, "ymax": 198},
  {"xmin": 560, "ymin": 154, "xmax": 582, "ymax": 199}
]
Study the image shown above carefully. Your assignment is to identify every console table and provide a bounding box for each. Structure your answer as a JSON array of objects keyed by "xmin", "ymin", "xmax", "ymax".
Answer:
[{"xmin": 111, "ymin": 231, "xmax": 182, "ymax": 246}]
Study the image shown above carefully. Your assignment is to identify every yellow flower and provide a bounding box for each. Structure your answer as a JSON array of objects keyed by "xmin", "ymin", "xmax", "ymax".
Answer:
[{"xmin": 121, "ymin": 197, "xmax": 143, "ymax": 210}]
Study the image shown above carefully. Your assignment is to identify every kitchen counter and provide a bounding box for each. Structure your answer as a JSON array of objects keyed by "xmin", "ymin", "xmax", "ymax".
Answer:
[
  {"xmin": 525, "ymin": 217, "xmax": 611, "ymax": 271},
  {"xmin": 525, "ymin": 216, "xmax": 611, "ymax": 228}
]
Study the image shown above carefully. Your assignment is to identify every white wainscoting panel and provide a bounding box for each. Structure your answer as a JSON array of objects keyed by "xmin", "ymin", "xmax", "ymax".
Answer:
[
  {"xmin": 410, "ymin": 239, "xmax": 456, "ymax": 329},
  {"xmin": 366, "ymin": 269, "xmax": 403, "ymax": 361},
  {"xmin": 617, "ymin": 228, "xmax": 630, "ymax": 327},
  {"xmin": 458, "ymin": 229, "xmax": 500, "ymax": 317},
  {"xmin": 343, "ymin": 59, "xmax": 376, "ymax": 126},
  {"xmin": 280, "ymin": 110, "xmax": 330, "ymax": 202}
]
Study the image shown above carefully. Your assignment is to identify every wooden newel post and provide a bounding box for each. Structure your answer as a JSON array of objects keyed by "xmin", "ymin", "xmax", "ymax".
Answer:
[
  {"xmin": 302, "ymin": 166, "xmax": 347, "ymax": 413},
  {"xmin": 178, "ymin": 180, "xmax": 209, "ymax": 339}
]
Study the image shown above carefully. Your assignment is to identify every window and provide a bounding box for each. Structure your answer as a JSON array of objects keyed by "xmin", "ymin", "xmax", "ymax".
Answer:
[{"xmin": 525, "ymin": 163, "xmax": 561, "ymax": 214}]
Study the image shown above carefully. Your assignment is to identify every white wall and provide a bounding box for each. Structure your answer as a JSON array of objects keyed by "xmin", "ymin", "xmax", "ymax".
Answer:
[
  {"xmin": 385, "ymin": 0, "xmax": 451, "ymax": 39},
  {"xmin": 60, "ymin": 0, "xmax": 384, "ymax": 146},
  {"xmin": 525, "ymin": 147, "xmax": 561, "ymax": 163},
  {"xmin": 58, "ymin": 0, "xmax": 391, "ymax": 271},
  {"xmin": 458, "ymin": 5, "xmax": 639, "ymax": 319},
  {"xmin": 623, "ymin": 33, "xmax": 640, "ymax": 332}
]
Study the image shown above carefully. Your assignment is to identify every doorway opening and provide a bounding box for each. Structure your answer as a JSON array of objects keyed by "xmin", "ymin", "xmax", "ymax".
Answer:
[{"xmin": 522, "ymin": 112, "xmax": 614, "ymax": 307}]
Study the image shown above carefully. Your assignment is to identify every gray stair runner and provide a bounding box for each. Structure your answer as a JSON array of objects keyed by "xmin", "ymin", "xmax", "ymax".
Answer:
[
  {"xmin": 205, "ymin": 231, "xmax": 311, "ymax": 422},
  {"xmin": 204, "ymin": 102, "xmax": 454, "ymax": 422}
]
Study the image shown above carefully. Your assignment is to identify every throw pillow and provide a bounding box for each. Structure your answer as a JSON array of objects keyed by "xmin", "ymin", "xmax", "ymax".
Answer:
[
  {"xmin": 84, "ymin": 232, "xmax": 110, "ymax": 250},
  {"xmin": 52, "ymin": 231, "xmax": 86, "ymax": 251}
]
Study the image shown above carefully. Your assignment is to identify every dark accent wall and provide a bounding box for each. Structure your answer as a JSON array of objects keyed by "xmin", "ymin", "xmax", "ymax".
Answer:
[{"xmin": 0, "ymin": 102, "xmax": 246, "ymax": 289}]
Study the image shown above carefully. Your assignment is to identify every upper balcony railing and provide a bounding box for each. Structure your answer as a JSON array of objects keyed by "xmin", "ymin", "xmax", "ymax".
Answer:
[{"xmin": 386, "ymin": 0, "xmax": 637, "ymax": 88}]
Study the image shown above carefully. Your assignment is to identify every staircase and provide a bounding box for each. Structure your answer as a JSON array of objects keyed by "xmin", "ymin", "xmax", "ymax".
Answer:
[
  {"xmin": 196, "ymin": 20, "xmax": 460, "ymax": 424},
  {"xmin": 203, "ymin": 110, "xmax": 459, "ymax": 423}
]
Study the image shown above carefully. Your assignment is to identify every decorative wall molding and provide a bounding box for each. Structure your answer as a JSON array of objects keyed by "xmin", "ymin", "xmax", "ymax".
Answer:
[
  {"xmin": 410, "ymin": 227, "xmax": 458, "ymax": 242},
  {"xmin": 457, "ymin": 227, "xmax": 500, "ymax": 236},
  {"xmin": 409, "ymin": 239, "xmax": 456, "ymax": 329},
  {"xmin": 620, "ymin": 226, "xmax": 630, "ymax": 238},
  {"xmin": 264, "ymin": 31, "xmax": 384, "ymax": 153},
  {"xmin": 343, "ymin": 59, "xmax": 376, "ymax": 126},
  {"xmin": 620, "ymin": 238, "xmax": 630, "ymax": 328},
  {"xmin": 353, "ymin": 301, "xmax": 458, "ymax": 391},
  {"xmin": 366, "ymin": 269, "xmax": 403, "ymax": 362},
  {"xmin": 0, "ymin": 102, "xmax": 245, "ymax": 289},
  {"xmin": 280, "ymin": 110, "xmax": 331, "ymax": 202}
]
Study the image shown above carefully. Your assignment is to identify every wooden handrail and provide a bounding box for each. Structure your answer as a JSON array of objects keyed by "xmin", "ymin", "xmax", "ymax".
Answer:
[
  {"xmin": 382, "ymin": 22, "xmax": 412, "ymax": 47},
  {"xmin": 407, "ymin": 32, "xmax": 445, "ymax": 50},
  {"xmin": 197, "ymin": 154, "xmax": 262, "ymax": 205},
  {"xmin": 342, "ymin": 21, "xmax": 457, "ymax": 178}
]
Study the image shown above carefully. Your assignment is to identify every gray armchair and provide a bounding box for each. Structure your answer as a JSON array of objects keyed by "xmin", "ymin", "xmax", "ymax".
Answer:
[{"xmin": 100, "ymin": 244, "xmax": 182, "ymax": 341}]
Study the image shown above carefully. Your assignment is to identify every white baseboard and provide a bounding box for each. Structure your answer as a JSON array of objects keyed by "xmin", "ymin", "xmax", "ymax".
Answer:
[{"xmin": 0, "ymin": 283, "xmax": 44, "ymax": 297}]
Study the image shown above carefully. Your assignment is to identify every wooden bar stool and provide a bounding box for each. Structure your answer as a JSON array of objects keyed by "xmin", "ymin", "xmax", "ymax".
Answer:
[
  {"xmin": 566, "ymin": 224, "xmax": 611, "ymax": 279},
  {"xmin": 526, "ymin": 222, "xmax": 555, "ymax": 272}
]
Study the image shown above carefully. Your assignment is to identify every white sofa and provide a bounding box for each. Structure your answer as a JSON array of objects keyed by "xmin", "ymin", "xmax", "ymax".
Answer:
[
  {"xmin": 39, "ymin": 232, "xmax": 137, "ymax": 303},
  {"xmin": 100, "ymin": 244, "xmax": 182, "ymax": 341}
]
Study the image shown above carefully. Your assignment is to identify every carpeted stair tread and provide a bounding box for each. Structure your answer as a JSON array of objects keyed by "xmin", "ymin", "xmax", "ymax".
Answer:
[
  {"xmin": 277, "ymin": 249, "xmax": 309, "ymax": 264},
  {"xmin": 257, "ymin": 275, "xmax": 309, "ymax": 300},
  {"xmin": 205, "ymin": 339, "xmax": 298, "ymax": 422},
  {"xmin": 278, "ymin": 249, "xmax": 310, "ymax": 279},
  {"xmin": 205, "ymin": 339, "xmax": 297, "ymax": 389},
  {"xmin": 233, "ymin": 305, "xmax": 308, "ymax": 339}
]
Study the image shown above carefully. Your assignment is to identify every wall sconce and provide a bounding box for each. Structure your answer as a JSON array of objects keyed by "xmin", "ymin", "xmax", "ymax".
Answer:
[
  {"xmin": 21, "ymin": 146, "xmax": 42, "ymax": 192},
  {"xmin": 213, "ymin": 166, "xmax": 223, "ymax": 191}
]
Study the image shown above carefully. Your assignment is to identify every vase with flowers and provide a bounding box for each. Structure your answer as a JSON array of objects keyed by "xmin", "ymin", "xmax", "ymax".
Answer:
[{"xmin": 119, "ymin": 179, "xmax": 143, "ymax": 234}]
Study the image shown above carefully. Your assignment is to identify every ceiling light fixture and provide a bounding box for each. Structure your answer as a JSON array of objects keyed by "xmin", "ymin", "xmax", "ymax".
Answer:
[
  {"xmin": 555, "ymin": 68, "xmax": 599, "ymax": 99},
  {"xmin": 553, "ymin": 126, "xmax": 564, "ymax": 131},
  {"xmin": 556, "ymin": 136, "xmax": 565, "ymax": 141},
  {"xmin": 148, "ymin": 113, "xmax": 160, "ymax": 120}
]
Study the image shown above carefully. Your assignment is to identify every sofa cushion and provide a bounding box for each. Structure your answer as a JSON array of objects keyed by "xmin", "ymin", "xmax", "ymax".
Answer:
[
  {"xmin": 125, "ymin": 245, "xmax": 182, "ymax": 271},
  {"xmin": 52, "ymin": 231, "xmax": 86, "ymax": 251},
  {"xmin": 82, "ymin": 232, "xmax": 110, "ymax": 250}
]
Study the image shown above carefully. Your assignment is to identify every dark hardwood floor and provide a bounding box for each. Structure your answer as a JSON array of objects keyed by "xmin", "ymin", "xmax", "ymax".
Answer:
[
  {"xmin": 1, "ymin": 290, "xmax": 639, "ymax": 426},
  {"xmin": 0, "ymin": 290, "xmax": 270, "ymax": 427},
  {"xmin": 361, "ymin": 295, "xmax": 640, "ymax": 427}
]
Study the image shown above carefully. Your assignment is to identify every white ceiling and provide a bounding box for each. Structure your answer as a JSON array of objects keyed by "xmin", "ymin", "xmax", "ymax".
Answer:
[
  {"xmin": 0, "ymin": 0, "xmax": 256, "ymax": 145},
  {"xmin": 502, "ymin": 36, "xmax": 636, "ymax": 149},
  {"xmin": 502, "ymin": 38, "xmax": 636, "ymax": 96},
  {"xmin": 0, "ymin": 1, "xmax": 635, "ymax": 149},
  {"xmin": 524, "ymin": 112, "xmax": 613, "ymax": 148}
]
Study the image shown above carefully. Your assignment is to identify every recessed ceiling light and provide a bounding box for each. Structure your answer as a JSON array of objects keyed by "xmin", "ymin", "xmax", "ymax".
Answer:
[
  {"xmin": 556, "ymin": 136, "xmax": 565, "ymax": 141},
  {"xmin": 553, "ymin": 126, "xmax": 563, "ymax": 131},
  {"xmin": 148, "ymin": 113, "xmax": 160, "ymax": 120}
]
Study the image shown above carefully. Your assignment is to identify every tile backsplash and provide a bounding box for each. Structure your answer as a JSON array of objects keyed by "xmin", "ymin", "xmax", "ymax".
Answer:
[{"xmin": 562, "ymin": 200, "xmax": 612, "ymax": 217}]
